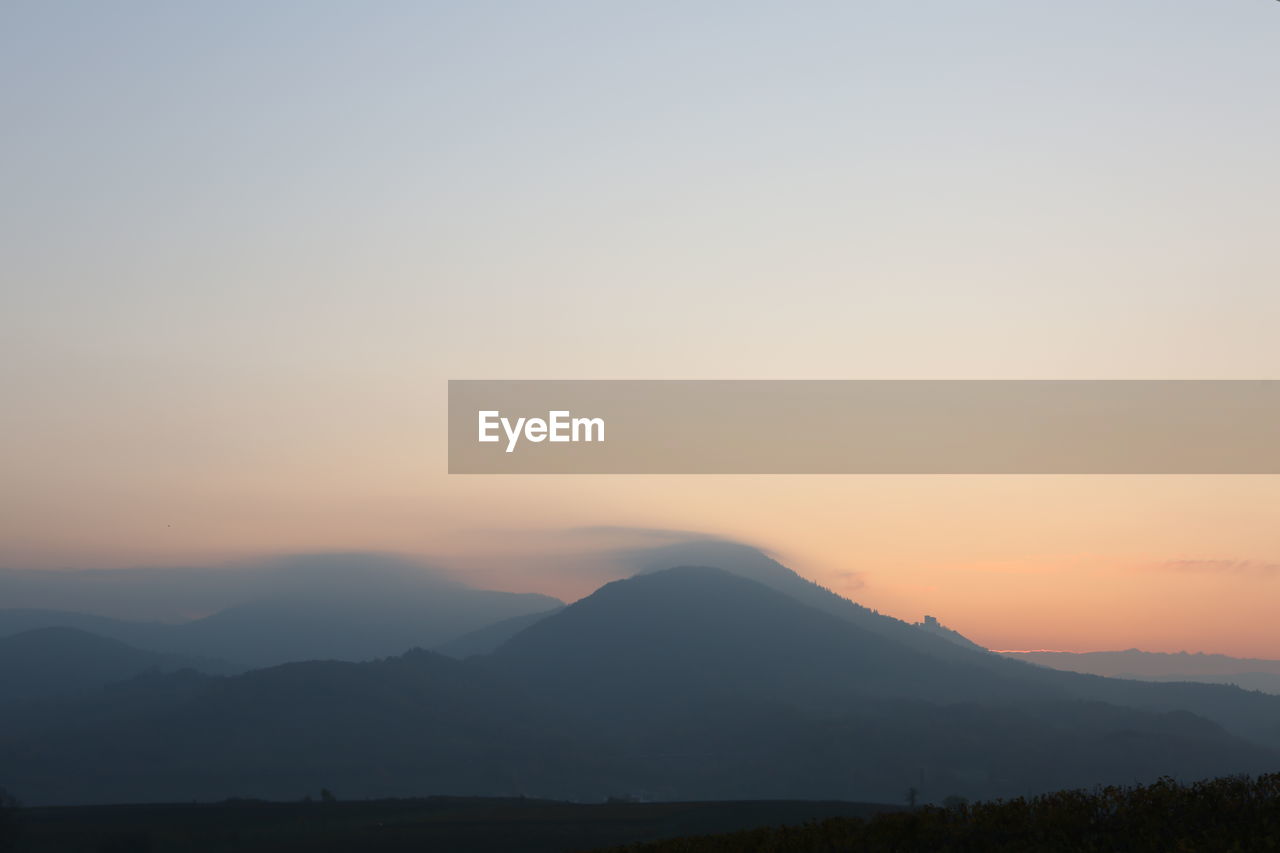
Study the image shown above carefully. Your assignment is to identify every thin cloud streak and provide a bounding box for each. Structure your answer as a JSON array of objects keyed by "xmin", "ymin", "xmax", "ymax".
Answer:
[{"xmin": 1155, "ymin": 559, "xmax": 1280, "ymax": 576}]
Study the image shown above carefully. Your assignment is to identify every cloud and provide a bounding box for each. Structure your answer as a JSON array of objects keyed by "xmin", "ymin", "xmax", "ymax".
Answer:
[
  {"xmin": 1156, "ymin": 559, "xmax": 1280, "ymax": 576},
  {"xmin": 563, "ymin": 525, "xmax": 721, "ymax": 543},
  {"xmin": 433, "ymin": 525, "xmax": 787, "ymax": 600},
  {"xmin": 831, "ymin": 570, "xmax": 867, "ymax": 591}
]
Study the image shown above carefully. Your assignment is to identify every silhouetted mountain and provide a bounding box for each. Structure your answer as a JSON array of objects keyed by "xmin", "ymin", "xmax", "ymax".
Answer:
[
  {"xmin": 619, "ymin": 544, "xmax": 1280, "ymax": 749},
  {"xmin": 0, "ymin": 608, "xmax": 175, "ymax": 648},
  {"xmin": 1115, "ymin": 671, "xmax": 1280, "ymax": 694},
  {"xmin": 0, "ymin": 554, "xmax": 562, "ymax": 667},
  {"xmin": 436, "ymin": 607, "xmax": 564, "ymax": 658},
  {"xmin": 0, "ymin": 651, "xmax": 587, "ymax": 805},
  {"xmin": 913, "ymin": 615, "xmax": 989, "ymax": 652},
  {"xmin": 0, "ymin": 564, "xmax": 270, "ymax": 622},
  {"xmin": 621, "ymin": 541, "xmax": 994, "ymax": 662},
  {"xmin": 167, "ymin": 586, "xmax": 561, "ymax": 668},
  {"xmin": 0, "ymin": 627, "xmax": 235, "ymax": 703},
  {"xmin": 1002, "ymin": 649, "xmax": 1280, "ymax": 696},
  {"xmin": 489, "ymin": 566, "xmax": 1040, "ymax": 708},
  {"xmin": 979, "ymin": 656, "xmax": 1280, "ymax": 750},
  {"xmin": 0, "ymin": 565, "xmax": 1275, "ymax": 807}
]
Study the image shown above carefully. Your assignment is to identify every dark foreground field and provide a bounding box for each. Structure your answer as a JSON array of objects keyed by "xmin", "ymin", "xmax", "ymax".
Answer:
[
  {"xmin": 7, "ymin": 774, "xmax": 1279, "ymax": 853},
  {"xmin": 604, "ymin": 773, "xmax": 1280, "ymax": 853},
  {"xmin": 2, "ymin": 797, "xmax": 897, "ymax": 853}
]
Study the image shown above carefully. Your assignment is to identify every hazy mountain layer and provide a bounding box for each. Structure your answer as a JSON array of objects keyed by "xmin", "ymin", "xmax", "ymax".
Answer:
[
  {"xmin": 0, "ymin": 566, "xmax": 1274, "ymax": 807},
  {"xmin": 0, "ymin": 627, "xmax": 235, "ymax": 703},
  {"xmin": 612, "ymin": 542, "xmax": 1280, "ymax": 748},
  {"xmin": 0, "ymin": 553, "xmax": 562, "ymax": 667},
  {"xmin": 436, "ymin": 607, "xmax": 565, "ymax": 658},
  {"xmin": 1002, "ymin": 649, "xmax": 1280, "ymax": 696}
]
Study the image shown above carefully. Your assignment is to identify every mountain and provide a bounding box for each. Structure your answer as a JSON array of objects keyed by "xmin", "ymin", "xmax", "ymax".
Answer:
[
  {"xmin": 488, "ymin": 566, "xmax": 1040, "ymax": 707},
  {"xmin": 622, "ymin": 540, "xmax": 995, "ymax": 663},
  {"xmin": 619, "ymin": 543, "xmax": 1280, "ymax": 749},
  {"xmin": 1002, "ymin": 649, "xmax": 1280, "ymax": 696},
  {"xmin": 0, "ymin": 554, "xmax": 563, "ymax": 667},
  {"xmin": 2, "ymin": 566, "xmax": 1274, "ymax": 807},
  {"xmin": 0, "ymin": 609, "xmax": 175, "ymax": 648},
  {"xmin": 164, "ymin": 584, "xmax": 562, "ymax": 668},
  {"xmin": 914, "ymin": 615, "xmax": 989, "ymax": 652},
  {"xmin": 0, "ymin": 651, "xmax": 588, "ymax": 806},
  {"xmin": 0, "ymin": 564, "xmax": 273, "ymax": 622},
  {"xmin": 1113, "ymin": 671, "xmax": 1280, "ymax": 695},
  {"xmin": 0, "ymin": 627, "xmax": 235, "ymax": 703},
  {"xmin": 436, "ymin": 607, "xmax": 564, "ymax": 658}
]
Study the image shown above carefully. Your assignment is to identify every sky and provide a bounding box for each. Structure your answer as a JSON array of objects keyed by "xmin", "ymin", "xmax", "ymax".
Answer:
[{"xmin": 3, "ymin": 1, "xmax": 1278, "ymax": 656}]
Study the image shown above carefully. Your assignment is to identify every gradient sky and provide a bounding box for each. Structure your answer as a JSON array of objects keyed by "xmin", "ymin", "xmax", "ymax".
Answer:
[{"xmin": 3, "ymin": 1, "xmax": 1278, "ymax": 656}]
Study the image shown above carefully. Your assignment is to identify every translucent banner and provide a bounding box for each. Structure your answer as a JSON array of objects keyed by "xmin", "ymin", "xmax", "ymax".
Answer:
[{"xmin": 448, "ymin": 380, "xmax": 1280, "ymax": 474}]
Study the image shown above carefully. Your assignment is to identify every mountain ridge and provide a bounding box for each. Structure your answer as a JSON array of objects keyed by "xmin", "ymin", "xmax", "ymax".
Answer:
[
  {"xmin": 0, "ymin": 564, "xmax": 1275, "ymax": 806},
  {"xmin": 0, "ymin": 553, "xmax": 562, "ymax": 667}
]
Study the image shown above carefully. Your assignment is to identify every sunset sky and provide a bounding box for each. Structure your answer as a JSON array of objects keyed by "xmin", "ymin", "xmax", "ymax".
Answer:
[{"xmin": 3, "ymin": 1, "xmax": 1278, "ymax": 657}]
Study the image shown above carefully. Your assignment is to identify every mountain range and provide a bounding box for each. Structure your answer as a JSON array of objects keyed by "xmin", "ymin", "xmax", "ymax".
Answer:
[
  {"xmin": 0, "ymin": 553, "xmax": 561, "ymax": 668},
  {"xmin": 1001, "ymin": 649, "xmax": 1280, "ymax": 696},
  {"xmin": 0, "ymin": 546, "xmax": 1276, "ymax": 807},
  {"xmin": 0, "ymin": 626, "xmax": 236, "ymax": 703}
]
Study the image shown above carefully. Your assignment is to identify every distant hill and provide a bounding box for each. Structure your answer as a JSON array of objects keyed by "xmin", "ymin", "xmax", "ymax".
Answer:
[
  {"xmin": 0, "ymin": 553, "xmax": 562, "ymax": 668},
  {"xmin": 0, "ymin": 609, "xmax": 175, "ymax": 647},
  {"xmin": 0, "ymin": 627, "xmax": 235, "ymax": 703},
  {"xmin": 164, "ymin": 584, "xmax": 562, "ymax": 667},
  {"xmin": 2, "ymin": 566, "xmax": 1274, "ymax": 807},
  {"xmin": 436, "ymin": 607, "xmax": 564, "ymax": 658},
  {"xmin": 1001, "ymin": 649, "xmax": 1280, "ymax": 696}
]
